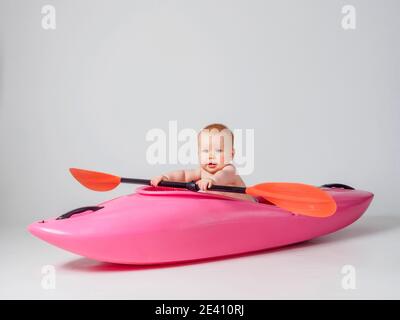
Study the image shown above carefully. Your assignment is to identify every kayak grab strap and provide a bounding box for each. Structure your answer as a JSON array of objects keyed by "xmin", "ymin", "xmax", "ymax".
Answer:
[
  {"xmin": 320, "ymin": 183, "xmax": 354, "ymax": 190},
  {"xmin": 56, "ymin": 206, "xmax": 104, "ymax": 220}
]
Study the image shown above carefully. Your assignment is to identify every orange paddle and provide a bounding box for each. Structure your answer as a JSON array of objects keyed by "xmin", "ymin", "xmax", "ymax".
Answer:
[{"xmin": 69, "ymin": 168, "xmax": 337, "ymax": 217}]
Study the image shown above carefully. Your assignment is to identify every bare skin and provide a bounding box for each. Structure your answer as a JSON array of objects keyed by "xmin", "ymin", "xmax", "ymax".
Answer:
[{"xmin": 151, "ymin": 129, "xmax": 255, "ymax": 202}]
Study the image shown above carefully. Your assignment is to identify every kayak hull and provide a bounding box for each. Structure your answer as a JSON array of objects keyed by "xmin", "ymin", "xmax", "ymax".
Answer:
[{"xmin": 28, "ymin": 186, "xmax": 374, "ymax": 264}]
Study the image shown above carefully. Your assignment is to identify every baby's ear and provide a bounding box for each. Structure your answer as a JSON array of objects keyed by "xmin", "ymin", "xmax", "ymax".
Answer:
[{"xmin": 230, "ymin": 148, "xmax": 235, "ymax": 161}]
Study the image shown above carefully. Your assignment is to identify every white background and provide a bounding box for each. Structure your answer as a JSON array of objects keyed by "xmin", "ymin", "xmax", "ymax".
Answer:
[{"xmin": 0, "ymin": 0, "xmax": 399, "ymax": 299}]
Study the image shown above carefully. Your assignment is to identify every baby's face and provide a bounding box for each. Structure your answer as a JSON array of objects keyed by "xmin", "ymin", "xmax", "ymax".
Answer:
[{"xmin": 198, "ymin": 130, "xmax": 234, "ymax": 174}]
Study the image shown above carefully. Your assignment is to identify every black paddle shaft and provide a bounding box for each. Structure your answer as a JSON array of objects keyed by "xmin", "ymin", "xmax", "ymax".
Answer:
[{"xmin": 120, "ymin": 177, "xmax": 246, "ymax": 194}]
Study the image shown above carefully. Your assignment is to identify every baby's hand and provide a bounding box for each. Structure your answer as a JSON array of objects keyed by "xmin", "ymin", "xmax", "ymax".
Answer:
[
  {"xmin": 196, "ymin": 178, "xmax": 214, "ymax": 191},
  {"xmin": 150, "ymin": 175, "xmax": 168, "ymax": 187}
]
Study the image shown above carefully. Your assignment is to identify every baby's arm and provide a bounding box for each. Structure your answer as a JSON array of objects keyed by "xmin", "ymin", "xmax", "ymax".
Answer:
[
  {"xmin": 166, "ymin": 168, "xmax": 201, "ymax": 182},
  {"xmin": 196, "ymin": 165, "xmax": 237, "ymax": 191},
  {"xmin": 151, "ymin": 168, "xmax": 201, "ymax": 186}
]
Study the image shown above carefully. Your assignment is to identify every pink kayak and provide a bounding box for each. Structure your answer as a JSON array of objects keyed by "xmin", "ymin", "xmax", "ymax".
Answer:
[{"xmin": 28, "ymin": 184, "xmax": 373, "ymax": 265}]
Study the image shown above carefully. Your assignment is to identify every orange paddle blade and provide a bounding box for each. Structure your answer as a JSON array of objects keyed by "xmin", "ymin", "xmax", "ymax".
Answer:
[
  {"xmin": 69, "ymin": 168, "xmax": 121, "ymax": 191},
  {"xmin": 246, "ymin": 182, "xmax": 337, "ymax": 217}
]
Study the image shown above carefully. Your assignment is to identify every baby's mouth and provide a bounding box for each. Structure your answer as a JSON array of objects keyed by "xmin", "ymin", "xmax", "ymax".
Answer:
[{"xmin": 207, "ymin": 162, "xmax": 217, "ymax": 168}]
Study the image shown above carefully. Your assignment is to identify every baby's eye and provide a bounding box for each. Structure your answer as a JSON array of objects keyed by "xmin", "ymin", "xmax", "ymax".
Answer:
[
  {"xmin": 215, "ymin": 149, "xmax": 223, "ymax": 153},
  {"xmin": 201, "ymin": 149, "xmax": 209, "ymax": 153}
]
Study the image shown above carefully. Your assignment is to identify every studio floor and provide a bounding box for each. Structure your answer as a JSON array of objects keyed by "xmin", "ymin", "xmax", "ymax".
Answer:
[{"xmin": 1, "ymin": 214, "xmax": 399, "ymax": 299}]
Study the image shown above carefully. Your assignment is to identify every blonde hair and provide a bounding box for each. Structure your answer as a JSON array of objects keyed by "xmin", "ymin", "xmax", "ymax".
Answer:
[{"xmin": 198, "ymin": 123, "xmax": 234, "ymax": 146}]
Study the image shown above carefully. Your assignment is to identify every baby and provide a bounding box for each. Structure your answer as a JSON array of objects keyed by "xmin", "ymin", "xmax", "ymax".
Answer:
[{"xmin": 151, "ymin": 123, "xmax": 255, "ymax": 202}]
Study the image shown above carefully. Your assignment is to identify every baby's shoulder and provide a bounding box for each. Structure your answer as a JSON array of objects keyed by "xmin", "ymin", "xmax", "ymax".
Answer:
[{"xmin": 222, "ymin": 164, "xmax": 236, "ymax": 173}]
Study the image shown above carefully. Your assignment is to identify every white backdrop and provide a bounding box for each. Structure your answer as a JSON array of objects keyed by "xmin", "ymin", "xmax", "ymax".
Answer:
[
  {"xmin": 0, "ymin": 0, "xmax": 399, "ymax": 224},
  {"xmin": 1, "ymin": 0, "xmax": 400, "ymax": 300}
]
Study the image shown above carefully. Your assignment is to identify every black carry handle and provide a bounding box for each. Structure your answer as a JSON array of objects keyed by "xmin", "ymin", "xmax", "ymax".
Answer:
[
  {"xmin": 320, "ymin": 183, "xmax": 354, "ymax": 190},
  {"xmin": 120, "ymin": 178, "xmax": 246, "ymax": 194},
  {"xmin": 56, "ymin": 206, "xmax": 104, "ymax": 220}
]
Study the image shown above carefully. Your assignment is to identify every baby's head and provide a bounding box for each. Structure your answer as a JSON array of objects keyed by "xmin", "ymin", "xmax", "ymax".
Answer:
[{"xmin": 198, "ymin": 123, "xmax": 234, "ymax": 174}]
